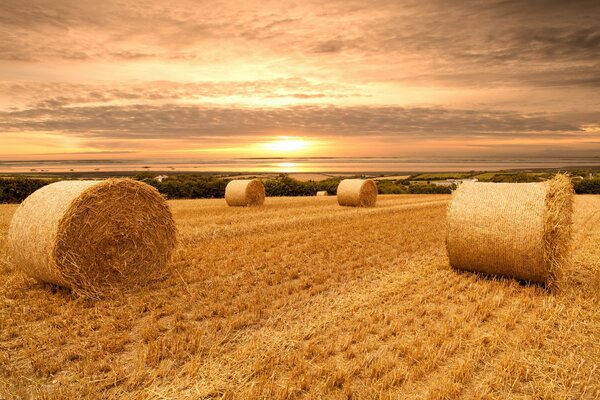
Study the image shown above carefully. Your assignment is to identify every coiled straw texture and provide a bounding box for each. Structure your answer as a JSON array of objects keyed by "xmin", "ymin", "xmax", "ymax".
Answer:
[
  {"xmin": 8, "ymin": 179, "xmax": 177, "ymax": 298},
  {"xmin": 337, "ymin": 179, "xmax": 377, "ymax": 207},
  {"xmin": 446, "ymin": 174, "xmax": 573, "ymax": 289},
  {"xmin": 225, "ymin": 179, "xmax": 265, "ymax": 206}
]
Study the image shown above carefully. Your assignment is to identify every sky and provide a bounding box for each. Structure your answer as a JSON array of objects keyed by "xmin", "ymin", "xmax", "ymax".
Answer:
[{"xmin": 0, "ymin": 0, "xmax": 599, "ymax": 160}]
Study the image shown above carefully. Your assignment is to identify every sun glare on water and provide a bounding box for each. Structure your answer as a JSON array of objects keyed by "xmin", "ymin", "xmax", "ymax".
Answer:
[
  {"xmin": 262, "ymin": 137, "xmax": 308, "ymax": 153},
  {"xmin": 275, "ymin": 162, "xmax": 298, "ymax": 172}
]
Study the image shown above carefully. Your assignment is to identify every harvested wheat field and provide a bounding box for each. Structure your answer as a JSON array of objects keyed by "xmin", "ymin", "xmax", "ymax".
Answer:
[{"xmin": 0, "ymin": 195, "xmax": 599, "ymax": 399}]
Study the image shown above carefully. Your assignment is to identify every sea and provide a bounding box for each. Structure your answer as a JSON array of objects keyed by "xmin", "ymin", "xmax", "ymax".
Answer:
[{"xmin": 1, "ymin": 157, "xmax": 599, "ymax": 175}]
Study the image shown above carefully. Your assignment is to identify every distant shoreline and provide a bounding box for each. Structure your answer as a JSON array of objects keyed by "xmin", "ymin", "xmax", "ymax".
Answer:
[
  {"xmin": 2, "ymin": 156, "xmax": 600, "ymax": 177},
  {"xmin": 1, "ymin": 165, "xmax": 599, "ymax": 180}
]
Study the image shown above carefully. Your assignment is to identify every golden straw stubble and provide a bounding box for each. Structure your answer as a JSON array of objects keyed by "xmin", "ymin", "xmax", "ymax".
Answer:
[
  {"xmin": 446, "ymin": 174, "xmax": 573, "ymax": 288},
  {"xmin": 8, "ymin": 179, "xmax": 177, "ymax": 297},
  {"xmin": 225, "ymin": 179, "xmax": 265, "ymax": 206},
  {"xmin": 337, "ymin": 179, "xmax": 377, "ymax": 207}
]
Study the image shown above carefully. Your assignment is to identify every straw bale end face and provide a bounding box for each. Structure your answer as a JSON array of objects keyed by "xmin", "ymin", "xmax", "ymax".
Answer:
[
  {"xmin": 316, "ymin": 191, "xmax": 328, "ymax": 197},
  {"xmin": 225, "ymin": 179, "xmax": 265, "ymax": 206},
  {"xmin": 446, "ymin": 174, "xmax": 573, "ymax": 289},
  {"xmin": 8, "ymin": 179, "xmax": 177, "ymax": 298},
  {"xmin": 337, "ymin": 179, "xmax": 377, "ymax": 207}
]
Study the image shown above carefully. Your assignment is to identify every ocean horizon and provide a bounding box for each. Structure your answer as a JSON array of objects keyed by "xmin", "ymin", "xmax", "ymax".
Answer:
[{"xmin": 1, "ymin": 156, "xmax": 600, "ymax": 174}]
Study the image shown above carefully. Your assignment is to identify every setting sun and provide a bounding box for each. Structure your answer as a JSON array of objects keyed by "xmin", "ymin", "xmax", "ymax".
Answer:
[{"xmin": 262, "ymin": 137, "xmax": 308, "ymax": 153}]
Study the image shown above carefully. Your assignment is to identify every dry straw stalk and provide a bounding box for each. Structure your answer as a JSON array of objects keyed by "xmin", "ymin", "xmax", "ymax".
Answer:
[
  {"xmin": 446, "ymin": 174, "xmax": 573, "ymax": 288},
  {"xmin": 337, "ymin": 179, "xmax": 377, "ymax": 207},
  {"xmin": 225, "ymin": 179, "xmax": 265, "ymax": 206},
  {"xmin": 8, "ymin": 179, "xmax": 177, "ymax": 297}
]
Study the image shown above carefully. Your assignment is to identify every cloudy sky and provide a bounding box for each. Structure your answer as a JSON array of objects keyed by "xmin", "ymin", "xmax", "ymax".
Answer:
[{"xmin": 1, "ymin": 0, "xmax": 599, "ymax": 159}]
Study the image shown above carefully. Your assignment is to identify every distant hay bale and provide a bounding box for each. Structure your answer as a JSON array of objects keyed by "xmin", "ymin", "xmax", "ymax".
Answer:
[
  {"xmin": 316, "ymin": 191, "xmax": 328, "ymax": 197},
  {"xmin": 225, "ymin": 179, "xmax": 265, "ymax": 206},
  {"xmin": 8, "ymin": 179, "xmax": 177, "ymax": 297},
  {"xmin": 337, "ymin": 179, "xmax": 377, "ymax": 207},
  {"xmin": 446, "ymin": 174, "xmax": 573, "ymax": 288}
]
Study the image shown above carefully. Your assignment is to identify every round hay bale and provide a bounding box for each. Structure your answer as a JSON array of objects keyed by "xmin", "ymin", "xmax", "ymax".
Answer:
[
  {"xmin": 225, "ymin": 179, "xmax": 265, "ymax": 206},
  {"xmin": 337, "ymin": 179, "xmax": 377, "ymax": 207},
  {"xmin": 446, "ymin": 174, "xmax": 573, "ymax": 288},
  {"xmin": 8, "ymin": 179, "xmax": 177, "ymax": 297},
  {"xmin": 316, "ymin": 191, "xmax": 328, "ymax": 197}
]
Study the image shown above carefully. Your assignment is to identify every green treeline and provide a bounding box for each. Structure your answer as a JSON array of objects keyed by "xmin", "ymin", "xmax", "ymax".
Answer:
[
  {"xmin": 140, "ymin": 175, "xmax": 452, "ymax": 199},
  {"xmin": 1, "ymin": 174, "xmax": 599, "ymax": 204},
  {"xmin": 137, "ymin": 175, "xmax": 341, "ymax": 199},
  {"xmin": 0, "ymin": 175, "xmax": 453, "ymax": 203},
  {"xmin": 0, "ymin": 177, "xmax": 57, "ymax": 203},
  {"xmin": 573, "ymin": 178, "xmax": 600, "ymax": 194},
  {"xmin": 144, "ymin": 175, "xmax": 228, "ymax": 199}
]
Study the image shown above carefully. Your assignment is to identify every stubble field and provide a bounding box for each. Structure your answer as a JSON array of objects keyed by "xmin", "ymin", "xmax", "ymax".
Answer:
[{"xmin": 0, "ymin": 194, "xmax": 598, "ymax": 399}]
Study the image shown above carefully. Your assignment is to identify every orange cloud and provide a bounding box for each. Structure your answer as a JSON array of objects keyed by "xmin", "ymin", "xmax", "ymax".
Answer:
[{"xmin": 1, "ymin": 0, "xmax": 599, "ymax": 160}]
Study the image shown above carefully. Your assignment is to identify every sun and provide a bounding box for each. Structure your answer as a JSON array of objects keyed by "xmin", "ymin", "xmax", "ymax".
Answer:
[{"xmin": 262, "ymin": 137, "xmax": 308, "ymax": 153}]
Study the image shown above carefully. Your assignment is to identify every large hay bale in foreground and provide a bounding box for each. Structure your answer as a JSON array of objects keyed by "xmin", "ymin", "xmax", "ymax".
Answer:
[
  {"xmin": 8, "ymin": 179, "xmax": 177, "ymax": 297},
  {"xmin": 337, "ymin": 179, "xmax": 377, "ymax": 207},
  {"xmin": 316, "ymin": 191, "xmax": 328, "ymax": 197},
  {"xmin": 446, "ymin": 174, "xmax": 573, "ymax": 287},
  {"xmin": 225, "ymin": 179, "xmax": 265, "ymax": 206}
]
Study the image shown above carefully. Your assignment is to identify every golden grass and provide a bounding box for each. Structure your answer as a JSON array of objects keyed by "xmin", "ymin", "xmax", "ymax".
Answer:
[
  {"xmin": 374, "ymin": 175, "xmax": 411, "ymax": 181},
  {"xmin": 288, "ymin": 173, "xmax": 333, "ymax": 182},
  {"xmin": 0, "ymin": 194, "xmax": 598, "ymax": 399}
]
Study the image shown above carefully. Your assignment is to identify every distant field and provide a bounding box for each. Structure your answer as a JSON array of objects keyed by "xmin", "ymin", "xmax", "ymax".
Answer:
[
  {"xmin": 222, "ymin": 173, "xmax": 355, "ymax": 182},
  {"xmin": 0, "ymin": 195, "xmax": 598, "ymax": 399},
  {"xmin": 412, "ymin": 173, "xmax": 473, "ymax": 180},
  {"xmin": 473, "ymin": 172, "xmax": 551, "ymax": 181},
  {"xmin": 287, "ymin": 173, "xmax": 337, "ymax": 182},
  {"xmin": 374, "ymin": 175, "xmax": 411, "ymax": 180}
]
